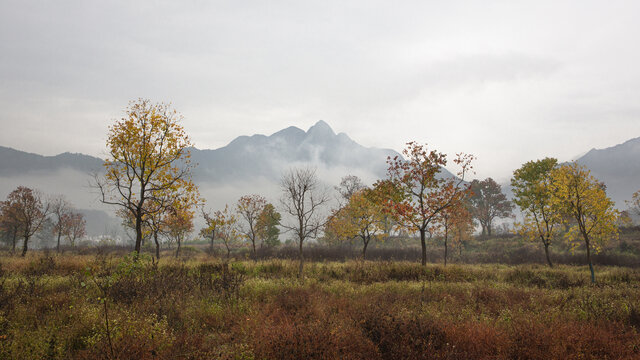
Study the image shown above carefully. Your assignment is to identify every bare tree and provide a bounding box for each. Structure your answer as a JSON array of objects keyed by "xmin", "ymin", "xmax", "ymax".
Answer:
[
  {"xmin": 50, "ymin": 196, "xmax": 72, "ymax": 252},
  {"xmin": 279, "ymin": 168, "xmax": 330, "ymax": 277},
  {"xmin": 335, "ymin": 175, "xmax": 365, "ymax": 204}
]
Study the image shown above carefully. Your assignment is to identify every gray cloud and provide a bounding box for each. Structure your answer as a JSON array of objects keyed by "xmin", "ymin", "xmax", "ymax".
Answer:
[{"xmin": 1, "ymin": 0, "xmax": 640, "ymax": 181}]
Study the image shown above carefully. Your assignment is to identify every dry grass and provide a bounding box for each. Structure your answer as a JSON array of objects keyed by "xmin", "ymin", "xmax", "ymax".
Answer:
[{"xmin": 0, "ymin": 252, "xmax": 639, "ymax": 359}]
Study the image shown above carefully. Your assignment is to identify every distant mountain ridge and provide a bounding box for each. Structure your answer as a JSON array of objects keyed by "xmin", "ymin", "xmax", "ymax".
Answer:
[
  {"xmin": 191, "ymin": 120, "xmax": 404, "ymax": 182},
  {"xmin": 1, "ymin": 126, "xmax": 637, "ymax": 209},
  {"xmin": 574, "ymin": 136, "xmax": 640, "ymax": 207},
  {"xmin": 0, "ymin": 121, "xmax": 403, "ymax": 182},
  {"xmin": 0, "ymin": 146, "xmax": 103, "ymax": 176}
]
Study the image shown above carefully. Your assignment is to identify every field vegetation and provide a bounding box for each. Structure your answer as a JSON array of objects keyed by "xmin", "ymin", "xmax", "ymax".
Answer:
[{"xmin": 0, "ymin": 247, "xmax": 640, "ymax": 359}]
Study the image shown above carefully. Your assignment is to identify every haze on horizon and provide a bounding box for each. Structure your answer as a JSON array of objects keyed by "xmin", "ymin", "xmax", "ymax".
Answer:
[{"xmin": 1, "ymin": 1, "xmax": 640, "ymax": 182}]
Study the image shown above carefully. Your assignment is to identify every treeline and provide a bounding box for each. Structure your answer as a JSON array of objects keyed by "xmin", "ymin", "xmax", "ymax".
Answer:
[
  {"xmin": 3, "ymin": 99, "xmax": 639, "ymax": 283},
  {"xmin": 0, "ymin": 187, "xmax": 86, "ymax": 256}
]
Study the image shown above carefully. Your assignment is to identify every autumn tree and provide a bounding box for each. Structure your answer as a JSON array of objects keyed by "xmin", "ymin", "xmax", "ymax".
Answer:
[
  {"xmin": 201, "ymin": 208, "xmax": 225, "ymax": 253},
  {"xmin": 218, "ymin": 205, "xmax": 240, "ymax": 259},
  {"xmin": 236, "ymin": 194, "xmax": 267, "ymax": 260},
  {"xmin": 628, "ymin": 190, "xmax": 640, "ymax": 217},
  {"xmin": 370, "ymin": 179, "xmax": 404, "ymax": 237},
  {"xmin": 469, "ymin": 178, "xmax": 513, "ymax": 237},
  {"xmin": 280, "ymin": 167, "xmax": 330, "ymax": 277},
  {"xmin": 4, "ymin": 186, "xmax": 50, "ymax": 256},
  {"xmin": 387, "ymin": 142, "xmax": 474, "ymax": 266},
  {"xmin": 166, "ymin": 204, "xmax": 195, "ymax": 258},
  {"xmin": 64, "ymin": 212, "xmax": 86, "ymax": 247},
  {"xmin": 95, "ymin": 99, "xmax": 197, "ymax": 256},
  {"xmin": 256, "ymin": 203, "xmax": 281, "ymax": 248},
  {"xmin": 0, "ymin": 200, "xmax": 21, "ymax": 253},
  {"xmin": 511, "ymin": 158, "xmax": 562, "ymax": 267},
  {"xmin": 450, "ymin": 205, "xmax": 475, "ymax": 259},
  {"xmin": 551, "ymin": 162, "xmax": 618, "ymax": 283},
  {"xmin": 50, "ymin": 196, "xmax": 72, "ymax": 252},
  {"xmin": 326, "ymin": 188, "xmax": 386, "ymax": 259},
  {"xmin": 147, "ymin": 187, "xmax": 201, "ymax": 259},
  {"xmin": 435, "ymin": 196, "xmax": 472, "ymax": 266}
]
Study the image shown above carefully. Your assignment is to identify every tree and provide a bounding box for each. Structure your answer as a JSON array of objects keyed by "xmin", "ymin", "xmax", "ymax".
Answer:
[
  {"xmin": 0, "ymin": 200, "xmax": 22, "ymax": 253},
  {"xmin": 166, "ymin": 204, "xmax": 195, "ymax": 258},
  {"xmin": 4, "ymin": 186, "xmax": 50, "ymax": 256},
  {"xmin": 95, "ymin": 99, "xmax": 197, "ymax": 256},
  {"xmin": 469, "ymin": 178, "xmax": 513, "ymax": 237},
  {"xmin": 551, "ymin": 162, "xmax": 618, "ymax": 283},
  {"xmin": 201, "ymin": 205, "xmax": 240, "ymax": 258},
  {"xmin": 511, "ymin": 158, "xmax": 562, "ymax": 267},
  {"xmin": 326, "ymin": 188, "xmax": 386, "ymax": 259},
  {"xmin": 387, "ymin": 142, "xmax": 474, "ymax": 266},
  {"xmin": 147, "ymin": 188, "xmax": 201, "ymax": 259},
  {"xmin": 50, "ymin": 196, "xmax": 72, "ymax": 252},
  {"xmin": 450, "ymin": 205, "xmax": 475, "ymax": 259},
  {"xmin": 434, "ymin": 197, "xmax": 472, "ymax": 266},
  {"xmin": 628, "ymin": 190, "xmax": 640, "ymax": 217},
  {"xmin": 280, "ymin": 167, "xmax": 330, "ymax": 277},
  {"xmin": 64, "ymin": 212, "xmax": 86, "ymax": 247},
  {"xmin": 335, "ymin": 175, "xmax": 365, "ymax": 203},
  {"xmin": 236, "ymin": 194, "xmax": 267, "ymax": 260},
  {"xmin": 256, "ymin": 203, "xmax": 281, "ymax": 248},
  {"xmin": 218, "ymin": 205, "xmax": 240, "ymax": 259},
  {"xmin": 201, "ymin": 208, "xmax": 225, "ymax": 253}
]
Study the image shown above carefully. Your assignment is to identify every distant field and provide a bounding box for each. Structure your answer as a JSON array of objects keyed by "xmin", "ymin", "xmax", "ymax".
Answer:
[{"xmin": 0, "ymin": 252, "xmax": 639, "ymax": 359}]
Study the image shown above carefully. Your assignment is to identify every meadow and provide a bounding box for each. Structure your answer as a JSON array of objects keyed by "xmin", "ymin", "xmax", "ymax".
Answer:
[{"xmin": 0, "ymin": 246, "xmax": 639, "ymax": 359}]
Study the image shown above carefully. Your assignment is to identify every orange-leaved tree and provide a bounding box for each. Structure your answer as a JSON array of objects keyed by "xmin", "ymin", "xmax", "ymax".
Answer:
[
  {"xmin": 434, "ymin": 195, "xmax": 472, "ymax": 266},
  {"xmin": 95, "ymin": 99, "xmax": 197, "ymax": 256},
  {"xmin": 387, "ymin": 142, "xmax": 474, "ymax": 266}
]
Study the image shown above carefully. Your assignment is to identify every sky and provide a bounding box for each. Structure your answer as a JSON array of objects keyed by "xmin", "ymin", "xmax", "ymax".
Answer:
[{"xmin": 1, "ymin": 1, "xmax": 640, "ymax": 182}]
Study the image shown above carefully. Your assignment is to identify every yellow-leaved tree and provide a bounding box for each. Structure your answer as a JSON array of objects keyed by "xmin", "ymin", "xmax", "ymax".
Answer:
[
  {"xmin": 95, "ymin": 99, "xmax": 198, "ymax": 256},
  {"xmin": 326, "ymin": 188, "xmax": 387, "ymax": 259},
  {"xmin": 550, "ymin": 162, "xmax": 618, "ymax": 283},
  {"xmin": 511, "ymin": 158, "xmax": 563, "ymax": 267}
]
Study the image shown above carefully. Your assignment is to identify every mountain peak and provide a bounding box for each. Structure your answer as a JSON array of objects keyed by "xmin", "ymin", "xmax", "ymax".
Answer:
[{"xmin": 307, "ymin": 120, "xmax": 335, "ymax": 136}]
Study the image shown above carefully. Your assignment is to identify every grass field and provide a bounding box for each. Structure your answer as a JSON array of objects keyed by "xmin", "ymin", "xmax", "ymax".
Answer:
[{"xmin": 0, "ymin": 252, "xmax": 639, "ymax": 359}]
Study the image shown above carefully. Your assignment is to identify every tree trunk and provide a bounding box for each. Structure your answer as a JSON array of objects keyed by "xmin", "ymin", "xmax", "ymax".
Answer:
[
  {"xmin": 154, "ymin": 232, "xmax": 160, "ymax": 259},
  {"xmin": 298, "ymin": 238, "xmax": 304, "ymax": 278},
  {"xmin": 444, "ymin": 227, "xmax": 448, "ymax": 266},
  {"xmin": 175, "ymin": 238, "xmax": 181, "ymax": 258},
  {"xmin": 487, "ymin": 224, "xmax": 492, "ymax": 237},
  {"xmin": 362, "ymin": 236, "xmax": 369, "ymax": 260},
  {"xmin": 252, "ymin": 238, "xmax": 257, "ymax": 262},
  {"xmin": 210, "ymin": 229, "xmax": 215, "ymax": 252},
  {"xmin": 56, "ymin": 231, "xmax": 62, "ymax": 253},
  {"xmin": 21, "ymin": 235, "xmax": 29, "ymax": 257},
  {"xmin": 134, "ymin": 213, "xmax": 143, "ymax": 256},
  {"xmin": 420, "ymin": 228, "xmax": 427, "ymax": 266},
  {"xmin": 543, "ymin": 243, "xmax": 553, "ymax": 268},
  {"xmin": 584, "ymin": 236, "xmax": 595, "ymax": 283},
  {"xmin": 11, "ymin": 230, "xmax": 17, "ymax": 254}
]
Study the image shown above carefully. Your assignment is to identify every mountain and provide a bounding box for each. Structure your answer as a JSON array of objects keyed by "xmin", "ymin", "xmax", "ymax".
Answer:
[
  {"xmin": 0, "ymin": 146, "xmax": 103, "ymax": 176},
  {"xmin": 575, "ymin": 137, "xmax": 640, "ymax": 207},
  {"xmin": 190, "ymin": 120, "xmax": 403, "ymax": 183}
]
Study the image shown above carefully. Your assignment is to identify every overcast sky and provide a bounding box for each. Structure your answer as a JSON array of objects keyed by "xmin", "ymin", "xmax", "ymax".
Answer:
[{"xmin": 1, "ymin": 1, "xmax": 639, "ymax": 181}]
